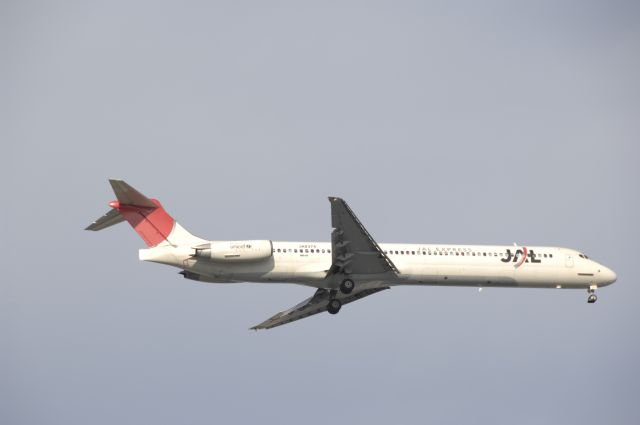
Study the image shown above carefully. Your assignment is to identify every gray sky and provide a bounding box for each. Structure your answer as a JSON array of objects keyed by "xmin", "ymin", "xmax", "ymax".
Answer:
[{"xmin": 2, "ymin": 1, "xmax": 639, "ymax": 424}]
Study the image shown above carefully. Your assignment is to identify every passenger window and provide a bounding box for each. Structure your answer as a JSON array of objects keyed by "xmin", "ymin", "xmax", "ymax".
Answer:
[{"xmin": 412, "ymin": 251, "xmax": 415, "ymax": 255}]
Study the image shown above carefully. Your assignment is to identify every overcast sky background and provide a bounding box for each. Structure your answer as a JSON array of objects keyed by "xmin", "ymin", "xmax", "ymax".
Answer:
[{"xmin": 2, "ymin": 1, "xmax": 639, "ymax": 424}]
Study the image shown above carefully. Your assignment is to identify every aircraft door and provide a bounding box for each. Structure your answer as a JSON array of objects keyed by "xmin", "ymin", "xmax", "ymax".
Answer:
[{"xmin": 565, "ymin": 253, "xmax": 574, "ymax": 268}]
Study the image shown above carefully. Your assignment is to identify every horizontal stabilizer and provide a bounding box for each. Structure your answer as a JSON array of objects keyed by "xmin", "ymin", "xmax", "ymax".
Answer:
[
  {"xmin": 109, "ymin": 179, "xmax": 157, "ymax": 207},
  {"xmin": 85, "ymin": 208, "xmax": 125, "ymax": 231}
]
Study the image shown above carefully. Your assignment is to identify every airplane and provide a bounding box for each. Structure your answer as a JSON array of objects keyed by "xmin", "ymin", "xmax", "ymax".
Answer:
[{"xmin": 86, "ymin": 179, "xmax": 617, "ymax": 330}]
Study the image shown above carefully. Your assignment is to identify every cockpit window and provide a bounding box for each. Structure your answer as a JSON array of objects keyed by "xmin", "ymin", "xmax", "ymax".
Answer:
[{"xmin": 578, "ymin": 253, "xmax": 590, "ymax": 259}]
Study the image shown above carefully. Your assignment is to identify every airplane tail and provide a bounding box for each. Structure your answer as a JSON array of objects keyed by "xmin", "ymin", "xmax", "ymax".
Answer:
[{"xmin": 85, "ymin": 179, "xmax": 204, "ymax": 247}]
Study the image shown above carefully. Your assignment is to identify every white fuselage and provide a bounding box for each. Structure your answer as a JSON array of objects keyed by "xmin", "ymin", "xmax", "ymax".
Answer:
[
  {"xmin": 139, "ymin": 241, "xmax": 617, "ymax": 291},
  {"xmin": 88, "ymin": 181, "xmax": 618, "ymax": 328}
]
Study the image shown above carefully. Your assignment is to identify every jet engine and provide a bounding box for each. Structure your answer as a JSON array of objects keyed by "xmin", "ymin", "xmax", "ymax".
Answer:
[{"xmin": 193, "ymin": 240, "xmax": 273, "ymax": 262}]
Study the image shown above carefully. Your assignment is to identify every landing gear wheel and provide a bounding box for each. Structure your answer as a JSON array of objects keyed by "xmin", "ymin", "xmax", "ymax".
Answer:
[
  {"xmin": 327, "ymin": 299, "xmax": 342, "ymax": 314},
  {"xmin": 339, "ymin": 279, "xmax": 355, "ymax": 294},
  {"xmin": 587, "ymin": 294, "xmax": 597, "ymax": 304}
]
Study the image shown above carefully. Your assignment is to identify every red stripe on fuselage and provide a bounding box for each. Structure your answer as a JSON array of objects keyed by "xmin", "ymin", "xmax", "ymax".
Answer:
[{"xmin": 515, "ymin": 246, "xmax": 528, "ymax": 268}]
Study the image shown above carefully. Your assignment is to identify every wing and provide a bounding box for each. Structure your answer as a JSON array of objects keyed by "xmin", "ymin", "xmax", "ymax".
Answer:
[
  {"xmin": 328, "ymin": 197, "xmax": 398, "ymax": 275},
  {"xmin": 250, "ymin": 287, "xmax": 389, "ymax": 330}
]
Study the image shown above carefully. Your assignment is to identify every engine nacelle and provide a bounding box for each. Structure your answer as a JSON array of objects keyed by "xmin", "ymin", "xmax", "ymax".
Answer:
[{"xmin": 193, "ymin": 240, "xmax": 273, "ymax": 262}]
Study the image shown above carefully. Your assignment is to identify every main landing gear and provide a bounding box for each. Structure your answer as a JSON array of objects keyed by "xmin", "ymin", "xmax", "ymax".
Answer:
[
  {"xmin": 328, "ymin": 279, "xmax": 353, "ymax": 314},
  {"xmin": 587, "ymin": 286, "xmax": 598, "ymax": 304},
  {"xmin": 339, "ymin": 278, "xmax": 355, "ymax": 294},
  {"xmin": 327, "ymin": 299, "xmax": 342, "ymax": 314}
]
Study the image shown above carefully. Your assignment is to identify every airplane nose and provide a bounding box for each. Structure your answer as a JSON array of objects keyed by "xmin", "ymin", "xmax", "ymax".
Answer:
[{"xmin": 600, "ymin": 266, "xmax": 617, "ymax": 285}]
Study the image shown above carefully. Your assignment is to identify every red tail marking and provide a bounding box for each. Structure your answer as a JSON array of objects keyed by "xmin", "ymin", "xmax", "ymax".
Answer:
[{"xmin": 110, "ymin": 199, "xmax": 174, "ymax": 247}]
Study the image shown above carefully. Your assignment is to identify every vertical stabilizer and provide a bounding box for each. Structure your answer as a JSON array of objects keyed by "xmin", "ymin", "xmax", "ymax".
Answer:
[{"xmin": 86, "ymin": 179, "xmax": 205, "ymax": 247}]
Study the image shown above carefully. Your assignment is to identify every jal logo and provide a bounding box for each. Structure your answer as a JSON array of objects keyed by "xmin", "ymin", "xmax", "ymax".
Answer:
[{"xmin": 501, "ymin": 247, "xmax": 541, "ymax": 268}]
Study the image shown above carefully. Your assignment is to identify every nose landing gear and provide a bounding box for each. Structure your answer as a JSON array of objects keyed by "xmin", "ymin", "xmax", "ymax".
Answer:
[{"xmin": 587, "ymin": 285, "xmax": 598, "ymax": 304}]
